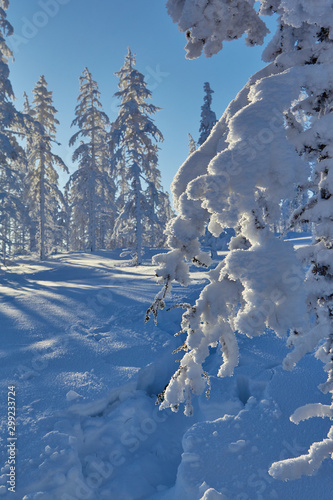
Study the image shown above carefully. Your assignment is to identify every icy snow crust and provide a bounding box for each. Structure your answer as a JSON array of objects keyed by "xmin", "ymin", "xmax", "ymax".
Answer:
[{"xmin": 0, "ymin": 249, "xmax": 332, "ymax": 499}]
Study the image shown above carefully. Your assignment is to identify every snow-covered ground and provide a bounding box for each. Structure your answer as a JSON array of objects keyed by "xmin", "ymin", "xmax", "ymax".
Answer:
[{"xmin": 0, "ymin": 246, "xmax": 332, "ymax": 499}]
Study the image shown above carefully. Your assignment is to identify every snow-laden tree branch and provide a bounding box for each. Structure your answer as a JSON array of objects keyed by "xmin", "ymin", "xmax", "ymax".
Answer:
[
  {"xmin": 153, "ymin": 9, "xmax": 333, "ymax": 483},
  {"xmin": 269, "ymin": 427, "xmax": 333, "ymax": 481},
  {"xmin": 166, "ymin": 0, "xmax": 270, "ymax": 59},
  {"xmin": 148, "ymin": 56, "xmax": 311, "ymax": 416}
]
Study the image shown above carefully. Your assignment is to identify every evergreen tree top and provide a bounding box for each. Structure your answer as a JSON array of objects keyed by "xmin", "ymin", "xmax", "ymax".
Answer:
[
  {"xmin": 198, "ymin": 81, "xmax": 217, "ymax": 146},
  {"xmin": 32, "ymin": 75, "xmax": 59, "ymax": 139},
  {"xmin": 115, "ymin": 48, "xmax": 161, "ymax": 114},
  {"xmin": 112, "ymin": 47, "xmax": 163, "ymax": 147},
  {"xmin": 188, "ymin": 133, "xmax": 196, "ymax": 154},
  {"xmin": 203, "ymin": 82, "xmax": 214, "ymax": 105},
  {"xmin": 70, "ymin": 67, "xmax": 109, "ymax": 140},
  {"xmin": 23, "ymin": 92, "xmax": 31, "ymax": 115},
  {"xmin": 78, "ymin": 67, "xmax": 102, "ymax": 102}
]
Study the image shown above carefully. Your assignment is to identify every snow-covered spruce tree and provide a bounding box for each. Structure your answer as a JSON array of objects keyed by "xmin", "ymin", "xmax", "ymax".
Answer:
[
  {"xmin": 4, "ymin": 150, "xmax": 29, "ymax": 257},
  {"xmin": 22, "ymin": 91, "xmax": 38, "ymax": 253},
  {"xmin": 145, "ymin": 181, "xmax": 174, "ymax": 248},
  {"xmin": 145, "ymin": 180, "xmax": 161, "ymax": 248},
  {"xmin": 265, "ymin": 4, "xmax": 333, "ymax": 481},
  {"xmin": 109, "ymin": 48, "xmax": 166, "ymax": 263},
  {"xmin": 95, "ymin": 149, "xmax": 117, "ymax": 250},
  {"xmin": 26, "ymin": 76, "xmax": 68, "ymax": 260},
  {"xmin": 54, "ymin": 195, "xmax": 70, "ymax": 253},
  {"xmin": 0, "ymin": 0, "xmax": 29, "ymax": 265},
  {"xmin": 146, "ymin": 0, "xmax": 324, "ymax": 417},
  {"xmin": 157, "ymin": 190, "xmax": 174, "ymax": 246},
  {"xmin": 68, "ymin": 68, "xmax": 116, "ymax": 252},
  {"xmin": 143, "ymin": 143, "xmax": 172, "ymax": 247},
  {"xmin": 198, "ymin": 82, "xmax": 217, "ymax": 146},
  {"xmin": 188, "ymin": 133, "xmax": 196, "ymax": 154},
  {"xmin": 198, "ymin": 82, "xmax": 220, "ymax": 255}
]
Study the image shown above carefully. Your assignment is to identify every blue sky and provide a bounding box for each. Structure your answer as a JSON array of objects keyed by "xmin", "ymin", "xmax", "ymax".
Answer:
[{"xmin": 7, "ymin": 0, "xmax": 276, "ymax": 195}]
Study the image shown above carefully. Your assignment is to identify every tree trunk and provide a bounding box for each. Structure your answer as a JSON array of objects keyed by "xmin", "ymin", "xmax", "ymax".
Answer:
[
  {"xmin": 39, "ymin": 151, "xmax": 46, "ymax": 260},
  {"xmin": 134, "ymin": 171, "xmax": 142, "ymax": 265},
  {"xmin": 89, "ymin": 100, "xmax": 96, "ymax": 252}
]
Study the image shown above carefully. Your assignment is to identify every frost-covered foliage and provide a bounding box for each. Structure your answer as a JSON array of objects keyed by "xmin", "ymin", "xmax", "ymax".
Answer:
[
  {"xmin": 267, "ymin": 2, "xmax": 333, "ymax": 480},
  {"xmin": 68, "ymin": 68, "xmax": 116, "ymax": 252},
  {"xmin": 110, "ymin": 48, "xmax": 169, "ymax": 263},
  {"xmin": 25, "ymin": 76, "xmax": 68, "ymax": 260},
  {"xmin": 198, "ymin": 82, "xmax": 217, "ymax": 146},
  {"xmin": 279, "ymin": 187, "xmax": 310, "ymax": 234},
  {"xmin": 166, "ymin": 0, "xmax": 269, "ymax": 59}
]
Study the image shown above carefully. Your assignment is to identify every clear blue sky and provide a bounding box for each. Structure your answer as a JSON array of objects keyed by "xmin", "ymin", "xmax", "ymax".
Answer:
[{"xmin": 7, "ymin": 0, "xmax": 276, "ymax": 195}]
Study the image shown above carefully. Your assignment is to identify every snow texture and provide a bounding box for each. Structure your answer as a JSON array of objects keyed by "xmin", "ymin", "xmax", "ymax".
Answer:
[{"xmin": 1, "ymin": 248, "xmax": 332, "ymax": 499}]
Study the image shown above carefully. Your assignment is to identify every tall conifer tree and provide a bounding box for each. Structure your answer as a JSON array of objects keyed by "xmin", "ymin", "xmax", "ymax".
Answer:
[
  {"xmin": 0, "ymin": 1, "xmax": 28, "ymax": 264},
  {"xmin": 68, "ymin": 68, "xmax": 116, "ymax": 252},
  {"xmin": 110, "ymin": 48, "xmax": 167, "ymax": 263},
  {"xmin": 26, "ymin": 76, "xmax": 68, "ymax": 260},
  {"xmin": 188, "ymin": 133, "xmax": 197, "ymax": 154},
  {"xmin": 198, "ymin": 82, "xmax": 217, "ymax": 146}
]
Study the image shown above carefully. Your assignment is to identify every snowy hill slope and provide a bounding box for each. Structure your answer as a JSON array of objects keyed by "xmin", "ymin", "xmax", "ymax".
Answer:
[{"xmin": 0, "ymin": 249, "xmax": 332, "ymax": 499}]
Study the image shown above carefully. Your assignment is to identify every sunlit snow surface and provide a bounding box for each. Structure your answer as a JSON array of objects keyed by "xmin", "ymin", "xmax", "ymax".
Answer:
[{"xmin": 0, "ymin": 244, "xmax": 331, "ymax": 499}]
